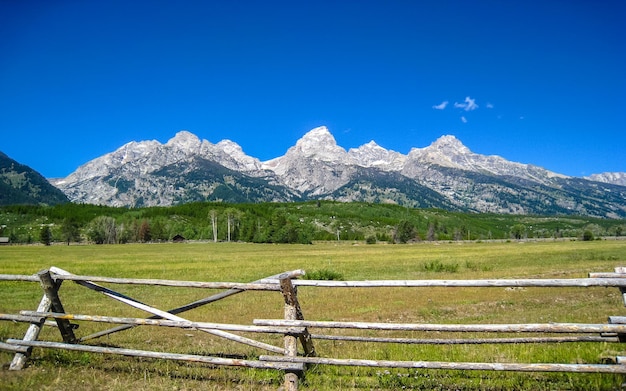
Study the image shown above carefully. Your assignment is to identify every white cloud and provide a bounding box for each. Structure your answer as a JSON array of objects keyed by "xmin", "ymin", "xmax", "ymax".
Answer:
[
  {"xmin": 486, "ymin": 102, "xmax": 494, "ymax": 109},
  {"xmin": 454, "ymin": 96, "xmax": 478, "ymax": 111},
  {"xmin": 460, "ymin": 116, "xmax": 467, "ymax": 123},
  {"xmin": 432, "ymin": 101, "xmax": 448, "ymax": 110}
]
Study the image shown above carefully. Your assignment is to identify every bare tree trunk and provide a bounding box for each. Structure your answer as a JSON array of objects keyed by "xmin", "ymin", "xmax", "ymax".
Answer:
[
  {"xmin": 210, "ymin": 210, "xmax": 218, "ymax": 243},
  {"xmin": 227, "ymin": 213, "xmax": 231, "ymax": 242}
]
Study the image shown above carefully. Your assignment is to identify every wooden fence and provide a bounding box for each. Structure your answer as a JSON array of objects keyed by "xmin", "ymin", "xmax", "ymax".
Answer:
[{"xmin": 2, "ymin": 266, "xmax": 626, "ymax": 390}]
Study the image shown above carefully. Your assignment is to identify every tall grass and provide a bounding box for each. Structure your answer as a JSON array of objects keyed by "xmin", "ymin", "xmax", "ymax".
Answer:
[{"xmin": 1, "ymin": 240, "xmax": 626, "ymax": 389}]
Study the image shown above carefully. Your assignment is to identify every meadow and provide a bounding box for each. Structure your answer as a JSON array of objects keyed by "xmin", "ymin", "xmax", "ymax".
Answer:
[{"xmin": 1, "ymin": 239, "xmax": 626, "ymax": 390}]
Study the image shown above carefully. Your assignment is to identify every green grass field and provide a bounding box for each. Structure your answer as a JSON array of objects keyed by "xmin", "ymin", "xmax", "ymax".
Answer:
[{"xmin": 1, "ymin": 239, "xmax": 626, "ymax": 390}]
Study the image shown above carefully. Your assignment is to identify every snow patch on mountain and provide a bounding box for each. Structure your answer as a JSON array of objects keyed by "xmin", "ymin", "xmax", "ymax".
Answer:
[
  {"xmin": 348, "ymin": 141, "xmax": 406, "ymax": 170},
  {"xmin": 586, "ymin": 172, "xmax": 626, "ymax": 186}
]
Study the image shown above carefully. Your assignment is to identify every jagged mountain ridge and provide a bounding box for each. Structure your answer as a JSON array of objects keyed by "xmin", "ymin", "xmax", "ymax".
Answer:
[
  {"xmin": 51, "ymin": 132, "xmax": 292, "ymax": 206},
  {"xmin": 50, "ymin": 127, "xmax": 626, "ymax": 218}
]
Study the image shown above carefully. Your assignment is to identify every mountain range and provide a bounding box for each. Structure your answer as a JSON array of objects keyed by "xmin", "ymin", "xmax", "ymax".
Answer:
[{"xmin": 46, "ymin": 126, "xmax": 626, "ymax": 219}]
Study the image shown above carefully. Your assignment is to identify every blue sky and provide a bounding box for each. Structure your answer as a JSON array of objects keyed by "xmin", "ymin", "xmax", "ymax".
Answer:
[{"xmin": 1, "ymin": 1, "xmax": 624, "ymax": 178}]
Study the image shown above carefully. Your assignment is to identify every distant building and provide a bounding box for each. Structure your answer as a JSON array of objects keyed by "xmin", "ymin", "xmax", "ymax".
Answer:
[
  {"xmin": 172, "ymin": 234, "xmax": 186, "ymax": 243},
  {"xmin": 0, "ymin": 237, "xmax": 9, "ymax": 245}
]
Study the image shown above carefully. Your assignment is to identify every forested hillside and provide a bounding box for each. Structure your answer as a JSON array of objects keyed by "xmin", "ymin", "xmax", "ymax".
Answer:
[
  {"xmin": 1, "ymin": 202, "xmax": 624, "ymax": 245},
  {"xmin": 0, "ymin": 152, "xmax": 69, "ymax": 206}
]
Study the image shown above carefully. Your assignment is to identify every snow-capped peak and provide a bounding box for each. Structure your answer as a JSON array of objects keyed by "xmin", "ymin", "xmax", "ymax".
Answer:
[
  {"xmin": 361, "ymin": 140, "xmax": 384, "ymax": 150},
  {"xmin": 166, "ymin": 130, "xmax": 202, "ymax": 152},
  {"xmin": 216, "ymin": 139, "xmax": 244, "ymax": 156},
  {"xmin": 407, "ymin": 134, "xmax": 472, "ymax": 168},
  {"xmin": 429, "ymin": 135, "xmax": 471, "ymax": 155},
  {"xmin": 348, "ymin": 140, "xmax": 406, "ymax": 170},
  {"xmin": 289, "ymin": 126, "xmax": 348, "ymax": 161}
]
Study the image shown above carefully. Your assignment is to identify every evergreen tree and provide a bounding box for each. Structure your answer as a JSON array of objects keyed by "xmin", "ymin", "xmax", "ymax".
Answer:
[
  {"xmin": 61, "ymin": 218, "xmax": 81, "ymax": 245},
  {"xmin": 395, "ymin": 220, "xmax": 416, "ymax": 243},
  {"xmin": 40, "ymin": 225, "xmax": 52, "ymax": 246},
  {"xmin": 151, "ymin": 218, "xmax": 166, "ymax": 241}
]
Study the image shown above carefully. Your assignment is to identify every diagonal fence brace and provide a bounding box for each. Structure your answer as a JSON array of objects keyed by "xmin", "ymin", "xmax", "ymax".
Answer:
[
  {"xmin": 49, "ymin": 266, "xmax": 285, "ymax": 355},
  {"xmin": 77, "ymin": 269, "xmax": 305, "ymax": 342},
  {"xmin": 9, "ymin": 292, "xmax": 52, "ymax": 370}
]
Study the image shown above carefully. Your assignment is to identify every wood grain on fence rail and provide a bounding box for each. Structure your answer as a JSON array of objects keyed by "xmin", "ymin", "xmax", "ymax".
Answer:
[
  {"xmin": 291, "ymin": 278, "xmax": 626, "ymax": 288},
  {"xmin": 310, "ymin": 334, "xmax": 618, "ymax": 344},
  {"xmin": 50, "ymin": 273, "xmax": 280, "ymax": 290},
  {"xmin": 6, "ymin": 339, "xmax": 304, "ymax": 371},
  {"xmin": 22, "ymin": 311, "xmax": 305, "ymax": 335},
  {"xmin": 259, "ymin": 355, "xmax": 626, "ymax": 374},
  {"xmin": 48, "ymin": 267, "xmax": 306, "ymax": 291},
  {"xmin": 0, "ymin": 341, "xmax": 28, "ymax": 353},
  {"xmin": 255, "ymin": 319, "xmax": 626, "ymax": 334},
  {"xmin": 0, "ymin": 274, "xmax": 39, "ymax": 282},
  {"xmin": 0, "ymin": 313, "xmax": 45, "ymax": 323}
]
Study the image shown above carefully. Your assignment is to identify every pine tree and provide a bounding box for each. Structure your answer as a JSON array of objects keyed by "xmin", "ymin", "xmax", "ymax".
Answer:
[{"xmin": 40, "ymin": 225, "xmax": 52, "ymax": 246}]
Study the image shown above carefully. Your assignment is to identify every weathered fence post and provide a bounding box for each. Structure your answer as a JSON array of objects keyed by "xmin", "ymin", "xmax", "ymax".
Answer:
[
  {"xmin": 280, "ymin": 277, "xmax": 302, "ymax": 391},
  {"xmin": 613, "ymin": 267, "xmax": 626, "ymax": 308},
  {"xmin": 610, "ymin": 267, "xmax": 626, "ymax": 342},
  {"xmin": 37, "ymin": 270, "xmax": 77, "ymax": 344}
]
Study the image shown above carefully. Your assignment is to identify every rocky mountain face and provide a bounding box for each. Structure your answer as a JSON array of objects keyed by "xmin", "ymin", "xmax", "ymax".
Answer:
[
  {"xmin": 51, "ymin": 131, "xmax": 295, "ymax": 206},
  {"xmin": 585, "ymin": 172, "xmax": 626, "ymax": 187},
  {"xmin": 50, "ymin": 127, "xmax": 626, "ymax": 218},
  {"xmin": 0, "ymin": 152, "xmax": 69, "ymax": 206}
]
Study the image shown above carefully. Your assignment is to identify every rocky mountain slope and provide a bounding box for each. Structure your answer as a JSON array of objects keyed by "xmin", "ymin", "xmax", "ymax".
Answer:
[
  {"xmin": 49, "ymin": 127, "xmax": 626, "ymax": 218},
  {"xmin": 0, "ymin": 152, "xmax": 69, "ymax": 206},
  {"xmin": 585, "ymin": 172, "xmax": 626, "ymax": 187}
]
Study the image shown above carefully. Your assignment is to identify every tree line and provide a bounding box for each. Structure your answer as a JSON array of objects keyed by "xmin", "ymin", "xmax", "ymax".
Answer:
[{"xmin": 1, "ymin": 201, "xmax": 624, "ymax": 245}]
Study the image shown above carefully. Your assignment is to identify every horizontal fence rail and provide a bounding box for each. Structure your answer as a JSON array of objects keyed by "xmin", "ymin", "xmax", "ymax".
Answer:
[
  {"xmin": 290, "ymin": 278, "xmax": 626, "ymax": 288},
  {"xmin": 0, "ymin": 274, "xmax": 40, "ymax": 282},
  {"xmin": 254, "ymin": 319, "xmax": 626, "ymax": 334},
  {"xmin": 309, "ymin": 333, "xmax": 617, "ymax": 344},
  {"xmin": 258, "ymin": 355, "xmax": 626, "ymax": 374},
  {"xmin": 6, "ymin": 274, "xmax": 626, "ymax": 288},
  {"xmin": 2, "ymin": 266, "xmax": 626, "ymax": 390},
  {"xmin": 18, "ymin": 311, "xmax": 306, "ymax": 335},
  {"xmin": 6, "ymin": 340, "xmax": 304, "ymax": 371}
]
